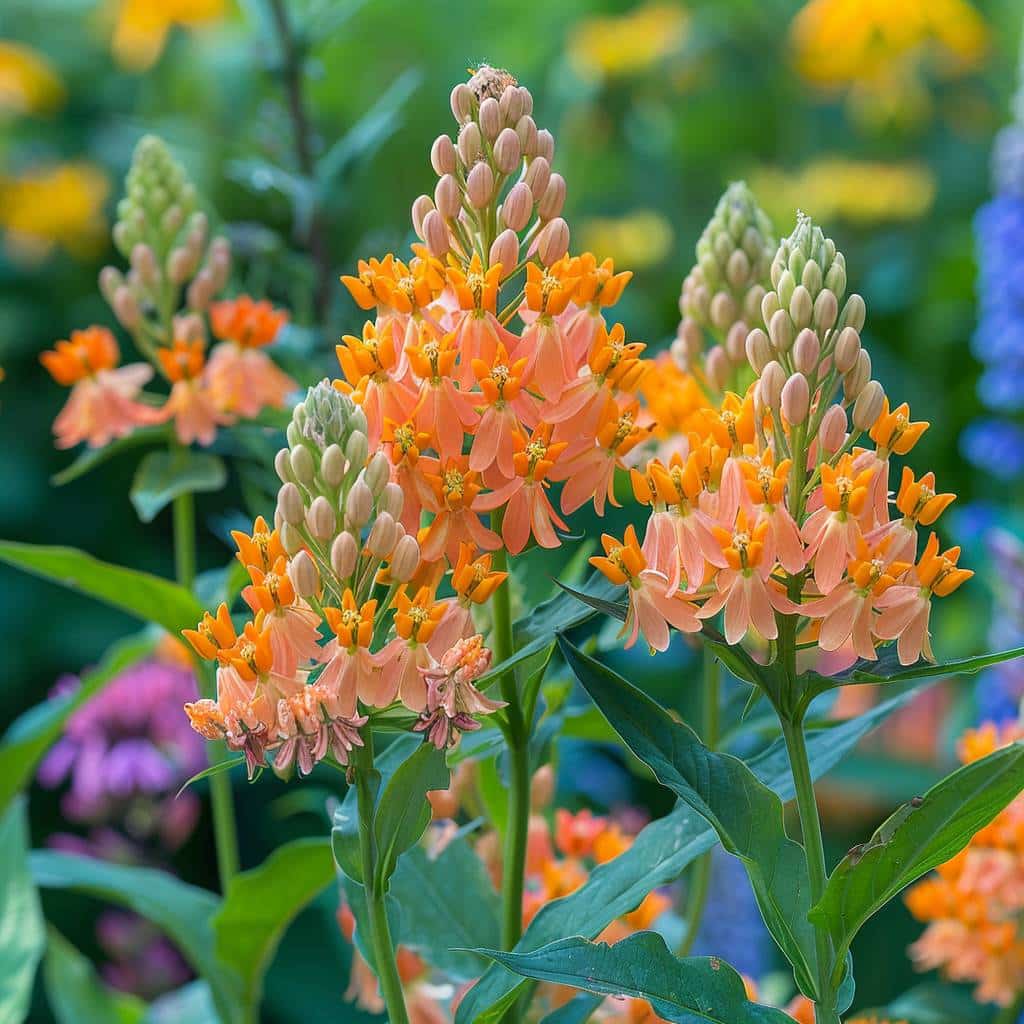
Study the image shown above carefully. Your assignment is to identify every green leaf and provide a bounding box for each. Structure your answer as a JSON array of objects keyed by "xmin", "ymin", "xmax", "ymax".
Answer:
[
  {"xmin": 540, "ymin": 994, "xmax": 602, "ymax": 1024},
  {"xmin": 130, "ymin": 449, "xmax": 227, "ymax": 523},
  {"xmin": 373, "ymin": 742, "xmax": 449, "ymax": 887},
  {"xmin": 455, "ymin": 687, "xmax": 919, "ymax": 1024},
  {"xmin": 0, "ymin": 635, "xmax": 151, "ymax": 814},
  {"xmin": 0, "ymin": 800, "xmax": 45, "ymax": 1024},
  {"xmin": 558, "ymin": 636, "xmax": 818, "ymax": 997},
  {"xmin": 51, "ymin": 425, "xmax": 171, "ymax": 486},
  {"xmin": 387, "ymin": 836, "xmax": 500, "ymax": 981},
  {"xmin": 858, "ymin": 983, "xmax": 996, "ymax": 1024},
  {"xmin": 44, "ymin": 928, "xmax": 146, "ymax": 1024},
  {"xmin": 176, "ymin": 756, "xmax": 245, "ymax": 798},
  {"xmin": 480, "ymin": 933, "xmax": 794, "ymax": 1024},
  {"xmin": 810, "ymin": 739, "xmax": 1024, "ymax": 981},
  {"xmin": 212, "ymin": 838, "xmax": 335, "ymax": 1014},
  {"xmin": 0, "ymin": 541, "xmax": 205, "ymax": 637}
]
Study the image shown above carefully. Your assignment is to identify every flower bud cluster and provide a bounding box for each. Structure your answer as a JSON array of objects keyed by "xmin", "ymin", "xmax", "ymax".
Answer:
[{"xmin": 675, "ymin": 182, "xmax": 775, "ymax": 394}]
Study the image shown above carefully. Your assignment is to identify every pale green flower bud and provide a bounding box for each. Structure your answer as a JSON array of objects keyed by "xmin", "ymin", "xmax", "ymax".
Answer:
[
  {"xmin": 833, "ymin": 327, "xmax": 861, "ymax": 373},
  {"xmin": 379, "ymin": 482, "xmax": 404, "ymax": 521},
  {"xmin": 331, "ymin": 532, "xmax": 357, "ymax": 579},
  {"xmin": 345, "ymin": 431, "xmax": 368, "ymax": 474},
  {"xmin": 280, "ymin": 522, "xmax": 304, "ymax": 556},
  {"xmin": 761, "ymin": 290, "xmax": 781, "ymax": 325},
  {"xmin": 274, "ymin": 448, "xmax": 293, "ymax": 483},
  {"xmin": 838, "ymin": 293, "xmax": 866, "ymax": 333},
  {"xmin": 321, "ymin": 444, "xmax": 346, "ymax": 488},
  {"xmin": 709, "ymin": 292, "xmax": 738, "ymax": 331},
  {"xmin": 800, "ymin": 259, "xmax": 822, "ymax": 296},
  {"xmin": 776, "ymin": 270, "xmax": 795, "ymax": 309},
  {"xmin": 300, "ymin": 380, "xmax": 360, "ymax": 451},
  {"xmin": 789, "ymin": 285, "xmax": 812, "ymax": 330},
  {"xmin": 364, "ymin": 452, "xmax": 391, "ymax": 496},
  {"xmin": 289, "ymin": 445, "xmax": 315, "ymax": 487}
]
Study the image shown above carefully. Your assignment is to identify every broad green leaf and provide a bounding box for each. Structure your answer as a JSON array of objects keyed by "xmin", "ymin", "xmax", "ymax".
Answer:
[
  {"xmin": 559, "ymin": 637, "xmax": 818, "ymax": 997},
  {"xmin": 387, "ymin": 837, "xmax": 500, "ymax": 981},
  {"xmin": 0, "ymin": 800, "xmax": 45, "ymax": 1023},
  {"xmin": 0, "ymin": 635, "xmax": 151, "ymax": 814},
  {"xmin": 29, "ymin": 851, "xmax": 240, "ymax": 1023},
  {"xmin": 810, "ymin": 740, "xmax": 1024, "ymax": 981},
  {"xmin": 212, "ymin": 838, "xmax": 335, "ymax": 1014},
  {"xmin": 540, "ymin": 993, "xmax": 602, "ymax": 1024},
  {"xmin": 44, "ymin": 928, "xmax": 146, "ymax": 1024},
  {"xmin": 52, "ymin": 425, "xmax": 171, "ymax": 486},
  {"xmin": 455, "ymin": 687, "xmax": 919, "ymax": 1024},
  {"xmin": 130, "ymin": 449, "xmax": 227, "ymax": 523},
  {"xmin": 373, "ymin": 742, "xmax": 449, "ymax": 887},
  {"xmin": 0, "ymin": 541, "xmax": 205, "ymax": 638},
  {"xmin": 143, "ymin": 982, "xmax": 219, "ymax": 1024},
  {"xmin": 857, "ymin": 983, "xmax": 996, "ymax": 1024},
  {"xmin": 480, "ymin": 934, "xmax": 794, "ymax": 1024}
]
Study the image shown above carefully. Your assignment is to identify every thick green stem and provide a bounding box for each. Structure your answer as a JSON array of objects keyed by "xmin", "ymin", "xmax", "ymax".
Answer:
[
  {"xmin": 678, "ymin": 647, "xmax": 719, "ymax": 956},
  {"xmin": 355, "ymin": 737, "xmax": 410, "ymax": 1024},
  {"xmin": 172, "ymin": 476, "xmax": 240, "ymax": 887}
]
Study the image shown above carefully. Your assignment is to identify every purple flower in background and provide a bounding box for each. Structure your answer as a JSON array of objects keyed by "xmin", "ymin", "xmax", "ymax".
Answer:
[
  {"xmin": 976, "ymin": 530, "xmax": 1024, "ymax": 725},
  {"xmin": 97, "ymin": 911, "xmax": 192, "ymax": 1000},
  {"xmin": 38, "ymin": 659, "xmax": 206, "ymax": 849}
]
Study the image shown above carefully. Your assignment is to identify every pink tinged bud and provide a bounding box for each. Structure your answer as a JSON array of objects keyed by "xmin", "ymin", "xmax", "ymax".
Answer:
[
  {"xmin": 499, "ymin": 85, "xmax": 524, "ymax": 124},
  {"xmin": 759, "ymin": 360, "xmax": 786, "ymax": 411},
  {"xmin": 288, "ymin": 550, "xmax": 319, "ymax": 598},
  {"xmin": 364, "ymin": 452, "xmax": 390, "ymax": 495},
  {"xmin": 501, "ymin": 181, "xmax": 533, "ymax": 231},
  {"xmin": 389, "ymin": 534, "xmax": 421, "ymax": 583},
  {"xmin": 538, "ymin": 173, "xmax": 566, "ymax": 221},
  {"xmin": 466, "ymin": 161, "xmax": 495, "ymax": 209},
  {"xmin": 536, "ymin": 128, "xmax": 554, "ymax": 163},
  {"xmin": 840, "ymin": 293, "xmax": 866, "ymax": 332},
  {"xmin": 112, "ymin": 286, "xmax": 140, "ymax": 329},
  {"xmin": 517, "ymin": 86, "xmax": 534, "ymax": 117},
  {"xmin": 525, "ymin": 156, "xmax": 551, "ymax": 202},
  {"xmin": 131, "ymin": 242, "xmax": 159, "ymax": 286},
  {"xmin": 832, "ymin": 326, "xmax": 861, "ymax": 373},
  {"xmin": 705, "ymin": 345, "xmax": 730, "ymax": 391},
  {"xmin": 430, "ymin": 134, "xmax": 457, "ymax": 176},
  {"xmin": 412, "ymin": 195, "xmax": 435, "ymax": 239},
  {"xmin": 818, "ymin": 404, "xmax": 848, "ymax": 454},
  {"xmin": 478, "ymin": 97, "xmax": 501, "ymax": 140},
  {"xmin": 493, "ymin": 127, "xmax": 522, "ymax": 174},
  {"xmin": 187, "ymin": 269, "xmax": 215, "ymax": 312},
  {"xmin": 281, "ymin": 522, "xmax": 303, "ymax": 556},
  {"xmin": 457, "ymin": 122, "xmax": 483, "ymax": 166},
  {"xmin": 490, "ymin": 229, "xmax": 519, "ymax": 276},
  {"xmin": 768, "ymin": 308, "xmax": 794, "ymax": 352},
  {"xmin": 208, "ymin": 237, "xmax": 231, "ymax": 291},
  {"xmin": 434, "ymin": 175, "xmax": 462, "ymax": 219},
  {"xmin": 331, "ymin": 531, "xmax": 358, "ymax": 578},
  {"xmin": 307, "ymin": 495, "xmax": 337, "ymax": 540},
  {"xmin": 536, "ymin": 217, "xmax": 569, "ymax": 266},
  {"xmin": 725, "ymin": 321, "xmax": 747, "ymax": 363},
  {"xmin": 99, "ymin": 266, "xmax": 123, "ymax": 303},
  {"xmin": 379, "ymin": 482, "xmax": 404, "ymax": 520},
  {"xmin": 278, "ymin": 482, "xmax": 305, "ymax": 526},
  {"xmin": 345, "ymin": 480, "xmax": 373, "ymax": 529},
  {"xmin": 813, "ymin": 289, "xmax": 838, "ymax": 331},
  {"xmin": 789, "ymin": 284, "xmax": 813, "ymax": 330},
  {"xmin": 746, "ymin": 328, "xmax": 772, "ymax": 373},
  {"xmin": 709, "ymin": 291, "xmax": 738, "ymax": 331},
  {"xmin": 274, "ymin": 448, "xmax": 293, "ymax": 483},
  {"xmin": 852, "ymin": 380, "xmax": 885, "ymax": 431},
  {"xmin": 678, "ymin": 318, "xmax": 703, "ymax": 363},
  {"xmin": 844, "ymin": 349, "xmax": 871, "ymax": 401},
  {"xmin": 781, "ymin": 373, "xmax": 810, "ymax": 425},
  {"xmin": 367, "ymin": 512, "xmax": 398, "ymax": 557},
  {"xmin": 450, "ymin": 82, "xmax": 474, "ymax": 124},
  {"xmin": 422, "ymin": 210, "xmax": 450, "ymax": 258},
  {"xmin": 726, "ymin": 250, "xmax": 751, "ymax": 289},
  {"xmin": 792, "ymin": 328, "xmax": 820, "ymax": 375},
  {"xmin": 744, "ymin": 284, "xmax": 766, "ymax": 325},
  {"xmin": 516, "ymin": 115, "xmax": 538, "ymax": 157},
  {"xmin": 167, "ymin": 247, "xmax": 193, "ymax": 285}
]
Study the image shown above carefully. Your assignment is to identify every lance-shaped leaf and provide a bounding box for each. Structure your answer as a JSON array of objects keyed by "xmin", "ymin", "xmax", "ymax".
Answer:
[
  {"xmin": 540, "ymin": 993, "xmax": 603, "ymax": 1024},
  {"xmin": 810, "ymin": 739, "xmax": 1024, "ymax": 982},
  {"xmin": 51, "ymin": 425, "xmax": 171, "ymax": 486},
  {"xmin": 0, "ymin": 635, "xmax": 151, "ymax": 814},
  {"xmin": 455, "ymin": 686, "xmax": 920, "ymax": 1023},
  {"xmin": 0, "ymin": 800, "xmax": 45, "ymax": 1024},
  {"xmin": 0, "ymin": 541, "xmax": 205, "ymax": 638},
  {"xmin": 212, "ymin": 838, "xmax": 335, "ymax": 1015},
  {"xmin": 480, "ymin": 933, "xmax": 795, "ymax": 1024},
  {"xmin": 559, "ymin": 637, "xmax": 818, "ymax": 997},
  {"xmin": 130, "ymin": 450, "xmax": 227, "ymax": 523}
]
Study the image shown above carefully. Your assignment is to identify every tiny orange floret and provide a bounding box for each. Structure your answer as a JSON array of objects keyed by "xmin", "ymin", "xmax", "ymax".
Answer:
[
  {"xmin": 869, "ymin": 399, "xmax": 929, "ymax": 456},
  {"xmin": 324, "ymin": 589, "xmax": 378, "ymax": 649},
  {"xmin": 895, "ymin": 466, "xmax": 955, "ymax": 527},
  {"xmin": 41, "ymin": 326, "xmax": 119, "ymax": 385},
  {"xmin": 451, "ymin": 543, "xmax": 508, "ymax": 604},
  {"xmin": 590, "ymin": 524, "xmax": 646, "ymax": 584},
  {"xmin": 210, "ymin": 295, "xmax": 287, "ymax": 349},
  {"xmin": 157, "ymin": 337, "xmax": 206, "ymax": 382},
  {"xmin": 182, "ymin": 602, "xmax": 237, "ymax": 660},
  {"xmin": 231, "ymin": 516, "xmax": 286, "ymax": 573}
]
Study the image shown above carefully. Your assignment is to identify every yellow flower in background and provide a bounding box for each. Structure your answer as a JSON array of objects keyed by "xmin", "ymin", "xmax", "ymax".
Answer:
[
  {"xmin": 110, "ymin": 0, "xmax": 227, "ymax": 72},
  {"xmin": 747, "ymin": 159, "xmax": 936, "ymax": 228},
  {"xmin": 568, "ymin": 2, "xmax": 689, "ymax": 80},
  {"xmin": 0, "ymin": 41, "xmax": 65, "ymax": 116},
  {"xmin": 0, "ymin": 163, "xmax": 109, "ymax": 264},
  {"xmin": 790, "ymin": 0, "xmax": 988, "ymax": 89},
  {"xmin": 576, "ymin": 210, "xmax": 673, "ymax": 270}
]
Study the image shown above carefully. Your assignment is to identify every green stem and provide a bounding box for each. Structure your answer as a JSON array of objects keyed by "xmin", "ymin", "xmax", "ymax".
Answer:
[
  {"xmin": 678, "ymin": 647, "xmax": 720, "ymax": 956},
  {"xmin": 355, "ymin": 736, "xmax": 410, "ymax": 1024},
  {"xmin": 172, "ymin": 487, "xmax": 196, "ymax": 590},
  {"xmin": 995, "ymin": 991, "xmax": 1024, "ymax": 1024}
]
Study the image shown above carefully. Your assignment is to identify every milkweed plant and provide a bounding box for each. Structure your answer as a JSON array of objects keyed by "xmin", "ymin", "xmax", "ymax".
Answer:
[{"xmin": 3, "ymin": 65, "xmax": 1024, "ymax": 1024}]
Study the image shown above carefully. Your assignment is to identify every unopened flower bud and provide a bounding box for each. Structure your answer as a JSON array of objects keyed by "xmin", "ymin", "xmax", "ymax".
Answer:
[
  {"xmin": 331, "ymin": 532, "xmax": 357, "ymax": 579},
  {"xmin": 466, "ymin": 161, "xmax": 494, "ymax": 209},
  {"xmin": 781, "ymin": 373, "xmax": 810, "ymax": 424},
  {"xmin": 380, "ymin": 482, "xmax": 404, "ymax": 520},
  {"xmin": 746, "ymin": 328, "xmax": 772, "ymax": 374},
  {"xmin": 274, "ymin": 448, "xmax": 293, "ymax": 483},
  {"xmin": 288, "ymin": 550, "xmax": 319, "ymax": 598},
  {"xmin": 289, "ymin": 445, "xmax": 315, "ymax": 486},
  {"xmin": 759, "ymin": 360, "xmax": 785, "ymax": 410},
  {"xmin": 321, "ymin": 444, "xmax": 346, "ymax": 488},
  {"xmin": 493, "ymin": 127, "xmax": 522, "ymax": 174},
  {"xmin": 412, "ymin": 195, "xmax": 435, "ymax": 239},
  {"xmin": 525, "ymin": 156, "xmax": 551, "ymax": 201},
  {"xmin": 761, "ymin": 290, "xmax": 781, "ymax": 326},
  {"xmin": 725, "ymin": 321, "xmax": 747, "ymax": 363},
  {"xmin": 450, "ymin": 82, "xmax": 474, "ymax": 124},
  {"xmin": 537, "ymin": 217, "xmax": 569, "ymax": 266},
  {"xmin": 818, "ymin": 404, "xmax": 847, "ymax": 454},
  {"xmin": 535, "ymin": 128, "xmax": 554, "ymax": 163},
  {"xmin": 277, "ymin": 483, "xmax": 305, "ymax": 526},
  {"xmin": 813, "ymin": 289, "xmax": 838, "ymax": 332},
  {"xmin": 280, "ymin": 522, "xmax": 303, "ymax": 556},
  {"xmin": 434, "ymin": 174, "xmax": 462, "ymax": 219},
  {"xmin": 389, "ymin": 534, "xmax": 421, "ymax": 583},
  {"xmin": 364, "ymin": 452, "xmax": 390, "ymax": 496},
  {"xmin": 843, "ymin": 349, "xmax": 871, "ymax": 401},
  {"xmin": 490, "ymin": 229, "xmax": 519, "ymax": 276},
  {"xmin": 709, "ymin": 291, "xmax": 738, "ymax": 331},
  {"xmin": 501, "ymin": 181, "xmax": 533, "ymax": 231},
  {"xmin": 131, "ymin": 243, "xmax": 159, "ymax": 288},
  {"xmin": 678, "ymin": 318, "xmax": 702, "ymax": 362},
  {"xmin": 161, "ymin": 204, "xmax": 184, "ymax": 235},
  {"xmin": 431, "ymin": 134, "xmax": 457, "ymax": 176},
  {"xmin": 852, "ymin": 380, "xmax": 885, "ymax": 431},
  {"xmin": 726, "ymin": 250, "xmax": 751, "ymax": 289},
  {"xmin": 187, "ymin": 269, "xmax": 215, "ymax": 312},
  {"xmin": 832, "ymin": 327, "xmax": 861, "ymax": 373},
  {"xmin": 801, "ymin": 259, "xmax": 822, "ymax": 296},
  {"xmin": 538, "ymin": 173, "xmax": 566, "ymax": 221},
  {"xmin": 839, "ymin": 293, "xmax": 866, "ymax": 332},
  {"xmin": 516, "ymin": 115, "xmax": 538, "ymax": 156},
  {"xmin": 345, "ymin": 430, "xmax": 368, "ymax": 472},
  {"xmin": 776, "ymin": 270, "xmax": 795, "ymax": 308},
  {"xmin": 499, "ymin": 85, "xmax": 525, "ymax": 124},
  {"xmin": 479, "ymin": 97, "xmax": 501, "ymax": 140},
  {"xmin": 457, "ymin": 122, "xmax": 482, "ymax": 166},
  {"xmin": 768, "ymin": 308, "xmax": 794, "ymax": 352},
  {"xmin": 789, "ymin": 285, "xmax": 813, "ymax": 330},
  {"xmin": 367, "ymin": 512, "xmax": 398, "ymax": 557},
  {"xmin": 705, "ymin": 345, "xmax": 730, "ymax": 391},
  {"xmin": 824, "ymin": 261, "xmax": 847, "ymax": 299},
  {"xmin": 423, "ymin": 210, "xmax": 450, "ymax": 258},
  {"xmin": 345, "ymin": 480, "xmax": 373, "ymax": 529},
  {"xmin": 167, "ymin": 247, "xmax": 193, "ymax": 285},
  {"xmin": 207, "ymin": 238, "xmax": 231, "ymax": 291},
  {"xmin": 307, "ymin": 495, "xmax": 336, "ymax": 540},
  {"xmin": 792, "ymin": 328, "xmax": 820, "ymax": 375},
  {"xmin": 112, "ymin": 287, "xmax": 140, "ymax": 329}
]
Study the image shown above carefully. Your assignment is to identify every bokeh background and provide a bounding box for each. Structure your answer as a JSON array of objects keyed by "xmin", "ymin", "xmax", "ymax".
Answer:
[{"xmin": 3, "ymin": 0, "xmax": 1024, "ymax": 1019}]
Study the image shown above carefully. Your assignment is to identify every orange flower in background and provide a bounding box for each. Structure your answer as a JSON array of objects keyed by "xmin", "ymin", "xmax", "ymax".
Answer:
[
  {"xmin": 157, "ymin": 336, "xmax": 231, "ymax": 445},
  {"xmin": 210, "ymin": 296, "xmax": 288, "ymax": 350},
  {"xmin": 109, "ymin": 0, "xmax": 227, "ymax": 71},
  {"xmin": 0, "ymin": 41, "xmax": 65, "ymax": 116}
]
